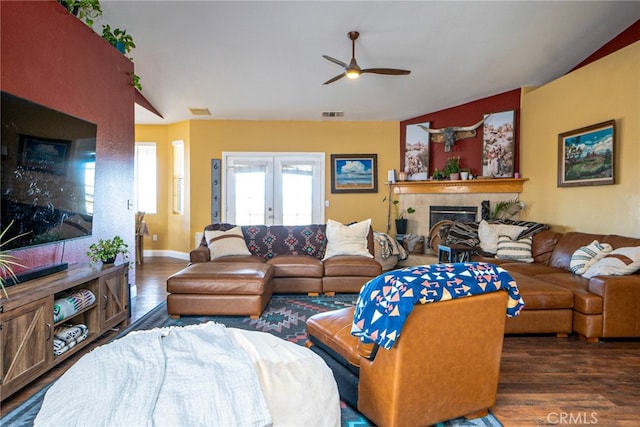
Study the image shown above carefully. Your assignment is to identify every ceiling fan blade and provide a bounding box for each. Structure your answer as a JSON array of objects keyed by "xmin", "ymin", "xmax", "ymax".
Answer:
[
  {"xmin": 322, "ymin": 55, "xmax": 348, "ymax": 68},
  {"xmin": 361, "ymin": 68, "xmax": 411, "ymax": 76},
  {"xmin": 323, "ymin": 73, "xmax": 346, "ymax": 85}
]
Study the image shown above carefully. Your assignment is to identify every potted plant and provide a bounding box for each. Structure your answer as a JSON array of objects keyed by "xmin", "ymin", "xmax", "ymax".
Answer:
[
  {"xmin": 102, "ymin": 25, "xmax": 142, "ymax": 90},
  {"xmin": 432, "ymin": 168, "xmax": 445, "ymax": 181},
  {"xmin": 59, "ymin": 0, "xmax": 102, "ymax": 27},
  {"xmin": 460, "ymin": 167, "xmax": 471, "ymax": 180},
  {"xmin": 87, "ymin": 236, "xmax": 129, "ymax": 265},
  {"xmin": 443, "ymin": 156, "xmax": 461, "ymax": 180},
  {"xmin": 384, "ymin": 197, "xmax": 415, "ymax": 235},
  {"xmin": 490, "ymin": 198, "xmax": 525, "ymax": 220},
  {"xmin": 0, "ymin": 222, "xmax": 29, "ymax": 299}
]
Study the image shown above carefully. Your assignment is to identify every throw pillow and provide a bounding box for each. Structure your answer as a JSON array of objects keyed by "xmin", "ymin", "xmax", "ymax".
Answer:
[
  {"xmin": 323, "ymin": 219, "xmax": 373, "ymax": 260},
  {"xmin": 478, "ymin": 220, "xmax": 527, "ymax": 254},
  {"xmin": 582, "ymin": 246, "xmax": 640, "ymax": 279},
  {"xmin": 569, "ymin": 240, "xmax": 613, "ymax": 275},
  {"xmin": 495, "ymin": 235, "xmax": 534, "ymax": 263},
  {"xmin": 204, "ymin": 226, "xmax": 251, "ymax": 260}
]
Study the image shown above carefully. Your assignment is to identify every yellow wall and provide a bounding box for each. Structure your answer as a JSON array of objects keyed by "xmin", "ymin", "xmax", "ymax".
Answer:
[
  {"xmin": 136, "ymin": 41, "xmax": 640, "ymax": 254},
  {"xmin": 136, "ymin": 120, "xmax": 399, "ymax": 253},
  {"xmin": 520, "ymin": 41, "xmax": 639, "ymax": 236}
]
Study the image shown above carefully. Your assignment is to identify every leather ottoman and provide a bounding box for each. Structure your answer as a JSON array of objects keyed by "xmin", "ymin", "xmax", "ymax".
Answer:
[{"xmin": 166, "ymin": 262, "xmax": 274, "ymax": 318}]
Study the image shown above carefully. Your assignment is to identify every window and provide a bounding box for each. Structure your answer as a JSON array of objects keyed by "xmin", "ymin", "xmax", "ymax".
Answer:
[
  {"xmin": 172, "ymin": 140, "xmax": 184, "ymax": 214},
  {"xmin": 134, "ymin": 142, "xmax": 157, "ymax": 214}
]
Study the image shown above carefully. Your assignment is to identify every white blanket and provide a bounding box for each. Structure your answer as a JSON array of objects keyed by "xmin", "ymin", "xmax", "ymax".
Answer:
[{"xmin": 34, "ymin": 322, "xmax": 340, "ymax": 427}]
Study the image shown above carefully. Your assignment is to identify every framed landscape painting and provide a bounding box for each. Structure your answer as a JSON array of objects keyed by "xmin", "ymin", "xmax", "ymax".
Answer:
[
  {"xmin": 558, "ymin": 120, "xmax": 615, "ymax": 187},
  {"xmin": 331, "ymin": 154, "xmax": 377, "ymax": 193}
]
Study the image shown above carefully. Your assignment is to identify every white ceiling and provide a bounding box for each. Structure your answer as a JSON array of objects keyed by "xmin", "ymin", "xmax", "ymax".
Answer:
[{"xmin": 97, "ymin": 1, "xmax": 640, "ymax": 125}]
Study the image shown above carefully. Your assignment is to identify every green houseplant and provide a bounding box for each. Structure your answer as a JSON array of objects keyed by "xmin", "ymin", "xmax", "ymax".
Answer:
[
  {"xmin": 59, "ymin": 0, "xmax": 102, "ymax": 27},
  {"xmin": 0, "ymin": 222, "xmax": 30, "ymax": 299},
  {"xmin": 443, "ymin": 156, "xmax": 461, "ymax": 180},
  {"xmin": 101, "ymin": 25, "xmax": 142, "ymax": 90},
  {"xmin": 491, "ymin": 198, "xmax": 525, "ymax": 220},
  {"xmin": 87, "ymin": 236, "xmax": 129, "ymax": 265},
  {"xmin": 384, "ymin": 197, "xmax": 416, "ymax": 235}
]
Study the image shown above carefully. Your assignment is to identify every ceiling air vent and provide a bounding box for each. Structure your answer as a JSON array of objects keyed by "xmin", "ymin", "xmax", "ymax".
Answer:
[
  {"xmin": 322, "ymin": 111, "xmax": 344, "ymax": 118},
  {"xmin": 189, "ymin": 108, "xmax": 211, "ymax": 116}
]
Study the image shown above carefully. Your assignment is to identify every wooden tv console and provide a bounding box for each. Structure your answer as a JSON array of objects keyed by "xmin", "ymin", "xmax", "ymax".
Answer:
[{"xmin": 0, "ymin": 263, "xmax": 129, "ymax": 401}]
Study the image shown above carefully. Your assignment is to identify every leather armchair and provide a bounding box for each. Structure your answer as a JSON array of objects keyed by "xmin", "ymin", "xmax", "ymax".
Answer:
[{"xmin": 306, "ymin": 291, "xmax": 508, "ymax": 427}]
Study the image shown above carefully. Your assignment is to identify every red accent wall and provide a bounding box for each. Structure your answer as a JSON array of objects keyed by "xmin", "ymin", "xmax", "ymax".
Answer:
[
  {"xmin": 571, "ymin": 19, "xmax": 640, "ymax": 71},
  {"xmin": 1, "ymin": 1, "xmax": 135, "ymax": 272},
  {"xmin": 400, "ymin": 89, "xmax": 521, "ymax": 177}
]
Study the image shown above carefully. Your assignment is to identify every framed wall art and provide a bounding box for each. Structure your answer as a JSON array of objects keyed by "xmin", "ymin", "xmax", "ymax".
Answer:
[
  {"xmin": 18, "ymin": 134, "xmax": 71, "ymax": 175},
  {"xmin": 330, "ymin": 153, "xmax": 377, "ymax": 193},
  {"xmin": 482, "ymin": 110, "xmax": 515, "ymax": 178},
  {"xmin": 403, "ymin": 121, "xmax": 430, "ymax": 180},
  {"xmin": 558, "ymin": 120, "xmax": 615, "ymax": 187}
]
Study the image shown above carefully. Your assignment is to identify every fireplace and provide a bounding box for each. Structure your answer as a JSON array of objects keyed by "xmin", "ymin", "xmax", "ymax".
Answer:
[{"xmin": 429, "ymin": 205, "xmax": 478, "ymax": 231}]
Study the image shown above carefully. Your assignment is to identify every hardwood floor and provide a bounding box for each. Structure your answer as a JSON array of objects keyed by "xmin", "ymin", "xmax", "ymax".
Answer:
[{"xmin": 2, "ymin": 257, "xmax": 639, "ymax": 426}]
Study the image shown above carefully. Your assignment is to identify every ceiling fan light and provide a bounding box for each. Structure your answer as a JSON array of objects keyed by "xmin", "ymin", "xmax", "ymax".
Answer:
[{"xmin": 346, "ymin": 69, "xmax": 360, "ymax": 79}]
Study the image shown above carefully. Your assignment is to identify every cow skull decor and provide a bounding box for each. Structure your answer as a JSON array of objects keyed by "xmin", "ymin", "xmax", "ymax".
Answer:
[{"xmin": 418, "ymin": 115, "xmax": 489, "ymax": 152}]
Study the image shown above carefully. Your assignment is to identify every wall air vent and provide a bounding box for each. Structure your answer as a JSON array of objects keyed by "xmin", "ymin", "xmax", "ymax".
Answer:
[
  {"xmin": 322, "ymin": 111, "xmax": 344, "ymax": 118},
  {"xmin": 189, "ymin": 108, "xmax": 211, "ymax": 116}
]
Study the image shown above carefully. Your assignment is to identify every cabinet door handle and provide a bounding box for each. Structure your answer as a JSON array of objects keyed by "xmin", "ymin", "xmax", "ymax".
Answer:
[
  {"xmin": 46, "ymin": 323, "xmax": 52, "ymax": 341},
  {"xmin": 103, "ymin": 295, "xmax": 108, "ymax": 309}
]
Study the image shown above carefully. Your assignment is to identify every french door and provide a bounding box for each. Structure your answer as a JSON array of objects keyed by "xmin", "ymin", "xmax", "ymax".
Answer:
[{"xmin": 223, "ymin": 152, "xmax": 325, "ymax": 225}]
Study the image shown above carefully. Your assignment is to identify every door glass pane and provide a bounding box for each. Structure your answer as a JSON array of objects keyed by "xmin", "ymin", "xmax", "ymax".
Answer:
[
  {"xmin": 234, "ymin": 168, "xmax": 266, "ymax": 225},
  {"xmin": 282, "ymin": 164, "xmax": 312, "ymax": 225}
]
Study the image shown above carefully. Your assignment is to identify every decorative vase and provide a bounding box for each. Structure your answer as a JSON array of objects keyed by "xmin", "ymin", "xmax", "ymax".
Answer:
[
  {"xmin": 460, "ymin": 171, "xmax": 469, "ymax": 180},
  {"xmin": 395, "ymin": 219, "xmax": 408, "ymax": 235},
  {"xmin": 449, "ymin": 172, "xmax": 460, "ymax": 180}
]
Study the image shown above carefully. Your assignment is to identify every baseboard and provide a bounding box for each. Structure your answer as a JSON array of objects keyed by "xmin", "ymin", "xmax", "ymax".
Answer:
[{"xmin": 143, "ymin": 249, "xmax": 189, "ymax": 260}]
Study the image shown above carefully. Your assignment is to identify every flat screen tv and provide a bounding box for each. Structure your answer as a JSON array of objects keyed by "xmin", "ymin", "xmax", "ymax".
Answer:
[{"xmin": 1, "ymin": 91, "xmax": 97, "ymax": 251}]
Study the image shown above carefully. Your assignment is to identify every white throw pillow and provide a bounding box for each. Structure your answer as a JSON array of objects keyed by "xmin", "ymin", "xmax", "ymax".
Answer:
[
  {"xmin": 569, "ymin": 240, "xmax": 613, "ymax": 275},
  {"xmin": 582, "ymin": 246, "xmax": 640, "ymax": 279},
  {"xmin": 495, "ymin": 235, "xmax": 534, "ymax": 263},
  {"xmin": 204, "ymin": 226, "xmax": 251, "ymax": 260},
  {"xmin": 478, "ymin": 220, "xmax": 527, "ymax": 254},
  {"xmin": 323, "ymin": 219, "xmax": 373, "ymax": 260}
]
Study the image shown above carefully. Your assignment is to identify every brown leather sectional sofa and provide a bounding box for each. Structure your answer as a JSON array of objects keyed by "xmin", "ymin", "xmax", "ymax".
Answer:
[
  {"xmin": 188, "ymin": 223, "xmax": 382, "ymax": 295},
  {"xmin": 473, "ymin": 230, "xmax": 640, "ymax": 342}
]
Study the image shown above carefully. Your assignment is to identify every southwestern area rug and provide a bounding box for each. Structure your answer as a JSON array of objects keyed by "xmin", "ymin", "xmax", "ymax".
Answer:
[{"xmin": 1, "ymin": 294, "xmax": 502, "ymax": 427}]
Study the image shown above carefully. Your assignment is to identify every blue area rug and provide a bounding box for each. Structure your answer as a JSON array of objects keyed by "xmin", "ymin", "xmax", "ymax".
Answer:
[{"xmin": 1, "ymin": 294, "xmax": 501, "ymax": 426}]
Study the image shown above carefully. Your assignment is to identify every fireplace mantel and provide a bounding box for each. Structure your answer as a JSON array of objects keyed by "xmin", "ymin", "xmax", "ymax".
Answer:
[{"xmin": 391, "ymin": 178, "xmax": 528, "ymax": 194}]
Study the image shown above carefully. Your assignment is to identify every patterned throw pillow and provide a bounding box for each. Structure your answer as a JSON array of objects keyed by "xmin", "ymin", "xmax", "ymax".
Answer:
[
  {"xmin": 323, "ymin": 219, "xmax": 373, "ymax": 260},
  {"xmin": 569, "ymin": 240, "xmax": 613, "ymax": 275},
  {"xmin": 582, "ymin": 246, "xmax": 640, "ymax": 279},
  {"xmin": 204, "ymin": 226, "xmax": 251, "ymax": 259},
  {"xmin": 495, "ymin": 235, "xmax": 534, "ymax": 263},
  {"xmin": 478, "ymin": 220, "xmax": 527, "ymax": 254}
]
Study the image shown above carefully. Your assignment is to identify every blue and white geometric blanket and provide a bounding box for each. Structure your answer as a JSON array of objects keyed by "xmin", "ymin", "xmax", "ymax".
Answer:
[{"xmin": 351, "ymin": 262, "xmax": 525, "ymax": 350}]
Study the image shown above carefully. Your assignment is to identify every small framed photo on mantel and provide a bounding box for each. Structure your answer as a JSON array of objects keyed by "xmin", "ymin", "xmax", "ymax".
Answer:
[{"xmin": 557, "ymin": 120, "xmax": 615, "ymax": 187}]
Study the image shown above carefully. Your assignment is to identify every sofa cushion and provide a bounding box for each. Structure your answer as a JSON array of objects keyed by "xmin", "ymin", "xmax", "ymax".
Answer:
[
  {"xmin": 508, "ymin": 272, "xmax": 574, "ymax": 310},
  {"xmin": 583, "ymin": 246, "xmax": 640, "ymax": 279},
  {"xmin": 204, "ymin": 226, "xmax": 252, "ymax": 259},
  {"xmin": 531, "ymin": 229, "xmax": 563, "ymax": 265},
  {"xmin": 323, "ymin": 255, "xmax": 382, "ymax": 277},
  {"xmin": 496, "ymin": 235, "xmax": 534, "ymax": 263},
  {"xmin": 323, "ymin": 219, "xmax": 373, "ymax": 260},
  {"xmin": 267, "ymin": 254, "xmax": 323, "ymax": 278},
  {"xmin": 478, "ymin": 220, "xmax": 527, "ymax": 254},
  {"xmin": 534, "ymin": 273, "xmax": 602, "ymax": 314},
  {"xmin": 548, "ymin": 232, "xmax": 607, "ymax": 271},
  {"xmin": 569, "ymin": 240, "xmax": 613, "ymax": 275}
]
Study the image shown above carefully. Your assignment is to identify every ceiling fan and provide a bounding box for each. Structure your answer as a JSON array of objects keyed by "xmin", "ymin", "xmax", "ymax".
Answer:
[{"xmin": 322, "ymin": 31, "xmax": 411, "ymax": 85}]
